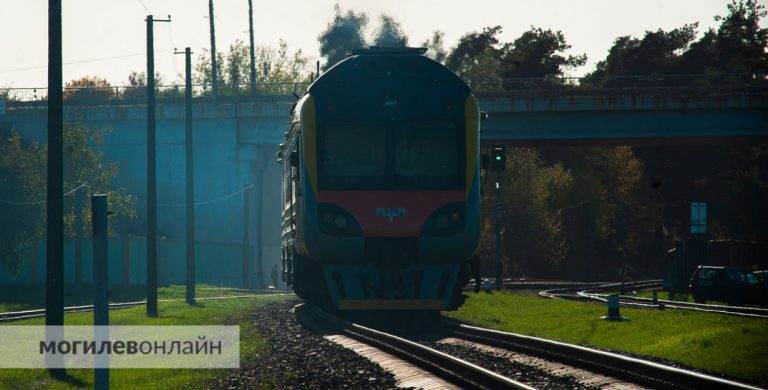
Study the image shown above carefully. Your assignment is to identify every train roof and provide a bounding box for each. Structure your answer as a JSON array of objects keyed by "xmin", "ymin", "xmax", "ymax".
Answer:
[{"xmin": 307, "ymin": 46, "xmax": 469, "ymax": 96}]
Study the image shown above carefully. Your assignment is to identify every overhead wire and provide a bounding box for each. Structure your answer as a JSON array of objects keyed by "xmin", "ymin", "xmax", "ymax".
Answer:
[
  {"xmin": 0, "ymin": 182, "xmax": 88, "ymax": 206},
  {"xmin": 156, "ymin": 184, "xmax": 255, "ymax": 207},
  {"xmin": 0, "ymin": 50, "xmax": 175, "ymax": 75},
  {"xmin": 136, "ymin": 0, "xmax": 152, "ymax": 14}
]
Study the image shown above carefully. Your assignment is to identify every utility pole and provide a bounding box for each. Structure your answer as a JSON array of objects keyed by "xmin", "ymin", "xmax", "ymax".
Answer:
[
  {"xmin": 91, "ymin": 194, "xmax": 109, "ymax": 390},
  {"xmin": 45, "ymin": 0, "xmax": 64, "ymax": 378},
  {"xmin": 146, "ymin": 14, "xmax": 170, "ymax": 318},
  {"xmin": 494, "ymin": 180, "xmax": 503, "ymax": 290},
  {"xmin": 247, "ymin": 0, "xmax": 257, "ymax": 94},
  {"xmin": 208, "ymin": 0, "xmax": 219, "ymax": 101},
  {"xmin": 74, "ymin": 187, "xmax": 84, "ymax": 285},
  {"xmin": 176, "ymin": 47, "xmax": 195, "ymax": 304},
  {"xmin": 46, "ymin": 0, "xmax": 64, "ymax": 341},
  {"xmin": 242, "ymin": 185, "xmax": 252, "ymax": 289},
  {"xmin": 254, "ymin": 158, "xmax": 268, "ymax": 289}
]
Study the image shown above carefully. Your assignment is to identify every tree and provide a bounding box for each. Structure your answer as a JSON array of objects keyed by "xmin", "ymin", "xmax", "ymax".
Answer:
[
  {"xmin": 421, "ymin": 30, "xmax": 448, "ymax": 63},
  {"xmin": 587, "ymin": 24, "xmax": 697, "ymax": 87},
  {"xmin": 549, "ymin": 147, "xmax": 659, "ymax": 279},
  {"xmin": 682, "ymin": 0, "xmax": 768, "ymax": 80},
  {"xmin": 588, "ymin": 1, "xmax": 767, "ymax": 86},
  {"xmin": 484, "ymin": 148, "xmax": 572, "ymax": 276},
  {"xmin": 446, "ymin": 26, "xmax": 585, "ymax": 90},
  {"xmin": 318, "ymin": 5, "xmax": 368, "ymax": 70},
  {"xmin": 372, "ymin": 14, "xmax": 408, "ymax": 47},
  {"xmin": 445, "ymin": 26, "xmax": 503, "ymax": 72},
  {"xmin": 121, "ymin": 70, "xmax": 173, "ymax": 100},
  {"xmin": 500, "ymin": 27, "xmax": 586, "ymax": 80},
  {"xmin": 63, "ymin": 76, "xmax": 117, "ymax": 103},
  {"xmin": 0, "ymin": 132, "xmax": 45, "ymax": 275},
  {"xmin": 0, "ymin": 124, "xmax": 135, "ymax": 275},
  {"xmin": 194, "ymin": 39, "xmax": 310, "ymax": 95}
]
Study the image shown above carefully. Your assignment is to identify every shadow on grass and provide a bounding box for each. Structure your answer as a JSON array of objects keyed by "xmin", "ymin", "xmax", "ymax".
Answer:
[{"xmin": 50, "ymin": 369, "xmax": 86, "ymax": 387}]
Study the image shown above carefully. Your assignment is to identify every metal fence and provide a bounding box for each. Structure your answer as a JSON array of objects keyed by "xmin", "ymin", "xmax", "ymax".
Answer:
[
  {"xmin": 1, "ymin": 74, "xmax": 765, "ymax": 106},
  {"xmin": 0, "ymin": 82, "xmax": 309, "ymax": 105}
]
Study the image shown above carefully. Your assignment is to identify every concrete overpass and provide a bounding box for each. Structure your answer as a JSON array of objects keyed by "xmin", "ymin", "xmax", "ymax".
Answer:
[
  {"xmin": 1, "ymin": 89, "xmax": 766, "ymax": 242},
  {"xmin": 0, "ymin": 88, "xmax": 765, "ymax": 284},
  {"xmin": 477, "ymin": 89, "xmax": 768, "ymax": 144}
]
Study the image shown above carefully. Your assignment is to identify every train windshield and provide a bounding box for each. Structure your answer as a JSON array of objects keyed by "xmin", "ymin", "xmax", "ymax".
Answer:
[{"xmin": 320, "ymin": 120, "xmax": 464, "ymax": 190}]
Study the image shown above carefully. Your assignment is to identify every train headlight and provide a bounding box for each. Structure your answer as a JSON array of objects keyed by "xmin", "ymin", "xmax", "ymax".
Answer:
[
  {"xmin": 334, "ymin": 214, "xmax": 348, "ymax": 228},
  {"xmin": 421, "ymin": 202, "xmax": 465, "ymax": 236},
  {"xmin": 318, "ymin": 203, "xmax": 362, "ymax": 236}
]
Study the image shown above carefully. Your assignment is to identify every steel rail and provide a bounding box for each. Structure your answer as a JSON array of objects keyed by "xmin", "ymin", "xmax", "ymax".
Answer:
[
  {"xmin": 539, "ymin": 280, "xmax": 662, "ymax": 300},
  {"xmin": 581, "ymin": 292, "xmax": 768, "ymax": 318},
  {"xmin": 451, "ymin": 323, "xmax": 760, "ymax": 390},
  {"xmin": 307, "ymin": 305, "xmax": 533, "ymax": 390},
  {"xmin": 544, "ymin": 280, "xmax": 768, "ymax": 318}
]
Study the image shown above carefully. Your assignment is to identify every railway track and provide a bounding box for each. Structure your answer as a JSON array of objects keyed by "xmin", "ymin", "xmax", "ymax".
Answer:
[
  {"xmin": 580, "ymin": 291, "xmax": 768, "ymax": 318},
  {"xmin": 539, "ymin": 280, "xmax": 768, "ymax": 318},
  {"xmin": 300, "ymin": 304, "xmax": 533, "ymax": 389},
  {"xmin": 300, "ymin": 303, "xmax": 759, "ymax": 389},
  {"xmin": 448, "ymin": 322, "xmax": 759, "ymax": 390},
  {"xmin": 0, "ymin": 293, "xmax": 286, "ymax": 322}
]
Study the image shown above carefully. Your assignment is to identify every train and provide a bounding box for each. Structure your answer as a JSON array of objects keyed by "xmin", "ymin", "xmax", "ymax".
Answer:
[{"xmin": 278, "ymin": 46, "xmax": 481, "ymax": 311}]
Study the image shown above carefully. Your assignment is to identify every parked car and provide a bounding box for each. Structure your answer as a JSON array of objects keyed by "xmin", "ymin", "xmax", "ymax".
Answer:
[
  {"xmin": 688, "ymin": 266, "xmax": 766, "ymax": 306},
  {"xmin": 753, "ymin": 270, "xmax": 768, "ymax": 285}
]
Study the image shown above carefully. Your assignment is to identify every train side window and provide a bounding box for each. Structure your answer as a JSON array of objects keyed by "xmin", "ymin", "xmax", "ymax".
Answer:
[
  {"xmin": 294, "ymin": 140, "xmax": 301, "ymax": 182},
  {"xmin": 284, "ymin": 142, "xmax": 293, "ymax": 205},
  {"xmin": 290, "ymin": 142, "xmax": 299, "ymax": 203}
]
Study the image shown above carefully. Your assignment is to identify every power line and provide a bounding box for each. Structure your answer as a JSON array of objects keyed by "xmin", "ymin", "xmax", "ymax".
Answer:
[
  {"xmin": 0, "ymin": 50, "xmax": 175, "ymax": 75},
  {"xmin": 159, "ymin": 184, "xmax": 254, "ymax": 207},
  {"xmin": 0, "ymin": 182, "xmax": 87, "ymax": 206},
  {"xmin": 137, "ymin": 0, "xmax": 152, "ymax": 14}
]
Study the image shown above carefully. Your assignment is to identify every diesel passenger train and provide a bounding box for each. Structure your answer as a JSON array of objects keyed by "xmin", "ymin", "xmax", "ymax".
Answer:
[{"xmin": 278, "ymin": 46, "xmax": 480, "ymax": 311}]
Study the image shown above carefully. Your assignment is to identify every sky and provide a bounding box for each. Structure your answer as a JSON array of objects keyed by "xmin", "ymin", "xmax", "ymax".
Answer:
[{"xmin": 1, "ymin": 0, "xmax": 765, "ymax": 88}]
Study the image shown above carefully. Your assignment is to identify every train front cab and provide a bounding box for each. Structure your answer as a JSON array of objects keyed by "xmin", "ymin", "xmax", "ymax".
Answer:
[{"xmin": 283, "ymin": 91, "xmax": 481, "ymax": 311}]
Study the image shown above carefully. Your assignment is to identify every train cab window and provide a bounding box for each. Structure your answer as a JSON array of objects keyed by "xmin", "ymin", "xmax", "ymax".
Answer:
[
  {"xmin": 321, "ymin": 123, "xmax": 387, "ymax": 188},
  {"xmin": 319, "ymin": 120, "xmax": 463, "ymax": 190},
  {"xmin": 394, "ymin": 121, "xmax": 461, "ymax": 188}
]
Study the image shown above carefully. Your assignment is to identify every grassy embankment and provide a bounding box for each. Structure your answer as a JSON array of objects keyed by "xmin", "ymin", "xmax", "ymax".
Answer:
[
  {"xmin": 447, "ymin": 291, "xmax": 768, "ymax": 384},
  {"xmin": 0, "ymin": 290, "xmax": 290, "ymax": 389},
  {"xmin": 0, "ymin": 284, "xmax": 265, "ymax": 313}
]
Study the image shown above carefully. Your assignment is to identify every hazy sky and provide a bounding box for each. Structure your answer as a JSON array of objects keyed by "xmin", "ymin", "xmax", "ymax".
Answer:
[{"xmin": 1, "ymin": 0, "xmax": 764, "ymax": 88}]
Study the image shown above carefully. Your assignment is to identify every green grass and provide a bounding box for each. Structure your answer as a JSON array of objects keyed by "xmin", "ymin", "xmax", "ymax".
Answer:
[
  {"xmin": 630, "ymin": 289, "xmax": 738, "ymax": 305},
  {"xmin": 446, "ymin": 292, "xmax": 768, "ymax": 384},
  {"xmin": 0, "ymin": 293, "xmax": 290, "ymax": 389},
  {"xmin": 0, "ymin": 283, "xmax": 266, "ymax": 313}
]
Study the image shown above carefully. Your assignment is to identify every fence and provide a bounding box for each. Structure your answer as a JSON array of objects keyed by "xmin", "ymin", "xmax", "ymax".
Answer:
[
  {"xmin": 0, "ymin": 82, "xmax": 309, "ymax": 105},
  {"xmin": 0, "ymin": 237, "xmax": 256, "ymax": 288},
  {"xmin": 2, "ymin": 74, "xmax": 765, "ymax": 105}
]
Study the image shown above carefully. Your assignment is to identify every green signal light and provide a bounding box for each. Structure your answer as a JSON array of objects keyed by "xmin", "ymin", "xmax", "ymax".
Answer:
[{"xmin": 495, "ymin": 156, "xmax": 502, "ymax": 160}]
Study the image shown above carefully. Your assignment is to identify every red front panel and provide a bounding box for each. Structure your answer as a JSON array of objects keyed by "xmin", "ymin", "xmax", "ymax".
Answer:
[{"xmin": 318, "ymin": 191, "xmax": 465, "ymax": 237}]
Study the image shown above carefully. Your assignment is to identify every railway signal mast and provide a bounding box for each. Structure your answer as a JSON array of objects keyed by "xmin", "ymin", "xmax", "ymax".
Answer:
[{"xmin": 489, "ymin": 145, "xmax": 506, "ymax": 290}]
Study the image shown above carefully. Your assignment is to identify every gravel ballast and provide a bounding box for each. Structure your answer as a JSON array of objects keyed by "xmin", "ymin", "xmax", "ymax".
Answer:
[
  {"xmin": 215, "ymin": 299, "xmax": 397, "ymax": 389},
  {"xmin": 424, "ymin": 340, "xmax": 592, "ymax": 389}
]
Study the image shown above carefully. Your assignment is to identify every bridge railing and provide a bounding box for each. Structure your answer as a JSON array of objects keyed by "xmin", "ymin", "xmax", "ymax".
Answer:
[
  {"xmin": 469, "ymin": 73, "xmax": 768, "ymax": 96},
  {"xmin": 2, "ymin": 74, "xmax": 765, "ymax": 107},
  {"xmin": 0, "ymin": 82, "xmax": 310, "ymax": 107}
]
